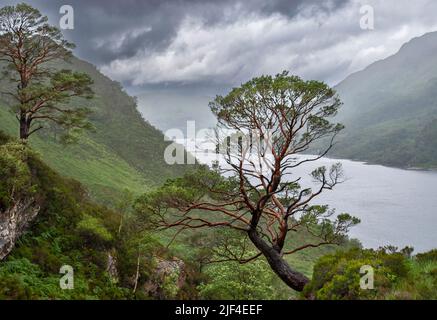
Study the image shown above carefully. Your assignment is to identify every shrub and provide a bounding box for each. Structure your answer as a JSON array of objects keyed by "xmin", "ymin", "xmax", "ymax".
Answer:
[
  {"xmin": 304, "ymin": 247, "xmax": 411, "ymax": 300},
  {"xmin": 0, "ymin": 142, "xmax": 35, "ymax": 210},
  {"xmin": 77, "ymin": 215, "xmax": 114, "ymax": 245},
  {"xmin": 416, "ymin": 249, "xmax": 437, "ymax": 263},
  {"xmin": 198, "ymin": 258, "xmax": 277, "ymax": 300},
  {"xmin": 0, "ymin": 134, "xmax": 129, "ymax": 299}
]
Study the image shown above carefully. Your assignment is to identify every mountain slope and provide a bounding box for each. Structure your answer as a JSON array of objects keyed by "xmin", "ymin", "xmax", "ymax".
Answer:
[
  {"xmin": 0, "ymin": 56, "xmax": 189, "ymax": 204},
  {"xmin": 331, "ymin": 31, "xmax": 437, "ymax": 168},
  {"xmin": 0, "ymin": 134, "xmax": 129, "ymax": 299}
]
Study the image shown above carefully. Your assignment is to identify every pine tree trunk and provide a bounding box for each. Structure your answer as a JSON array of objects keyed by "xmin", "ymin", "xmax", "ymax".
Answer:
[
  {"xmin": 248, "ymin": 229, "xmax": 310, "ymax": 292},
  {"xmin": 19, "ymin": 115, "xmax": 29, "ymax": 140}
]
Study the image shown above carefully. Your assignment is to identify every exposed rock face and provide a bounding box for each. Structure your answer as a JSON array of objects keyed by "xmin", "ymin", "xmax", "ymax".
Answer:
[
  {"xmin": 0, "ymin": 198, "xmax": 40, "ymax": 260},
  {"xmin": 107, "ymin": 250, "xmax": 119, "ymax": 283},
  {"xmin": 156, "ymin": 257, "xmax": 187, "ymax": 289},
  {"xmin": 143, "ymin": 257, "xmax": 187, "ymax": 299}
]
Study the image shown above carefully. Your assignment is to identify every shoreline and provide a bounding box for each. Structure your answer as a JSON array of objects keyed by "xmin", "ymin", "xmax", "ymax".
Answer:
[
  {"xmin": 306, "ymin": 153, "xmax": 437, "ymax": 173},
  {"xmin": 186, "ymin": 138, "xmax": 437, "ymax": 173}
]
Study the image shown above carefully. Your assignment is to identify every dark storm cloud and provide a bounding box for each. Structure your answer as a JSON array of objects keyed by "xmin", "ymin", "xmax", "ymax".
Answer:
[
  {"xmin": 2, "ymin": 0, "xmax": 348, "ymax": 66},
  {"xmin": 253, "ymin": 0, "xmax": 349, "ymax": 17},
  {"xmin": 3, "ymin": 0, "xmax": 437, "ymax": 88}
]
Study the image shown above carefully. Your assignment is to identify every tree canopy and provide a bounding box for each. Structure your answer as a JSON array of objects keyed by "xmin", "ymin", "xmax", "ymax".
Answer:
[
  {"xmin": 136, "ymin": 71, "xmax": 360, "ymax": 292},
  {"xmin": 0, "ymin": 3, "xmax": 93, "ymax": 140}
]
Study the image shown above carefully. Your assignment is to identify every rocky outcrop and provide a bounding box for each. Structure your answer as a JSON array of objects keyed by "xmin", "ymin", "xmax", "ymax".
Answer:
[
  {"xmin": 0, "ymin": 198, "xmax": 40, "ymax": 260},
  {"xmin": 107, "ymin": 250, "xmax": 119, "ymax": 283},
  {"xmin": 143, "ymin": 257, "xmax": 187, "ymax": 299}
]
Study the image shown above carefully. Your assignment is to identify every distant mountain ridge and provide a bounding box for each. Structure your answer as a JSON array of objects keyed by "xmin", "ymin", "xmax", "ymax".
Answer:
[
  {"xmin": 330, "ymin": 31, "xmax": 437, "ymax": 168},
  {"xmin": 0, "ymin": 56, "xmax": 189, "ymax": 204}
]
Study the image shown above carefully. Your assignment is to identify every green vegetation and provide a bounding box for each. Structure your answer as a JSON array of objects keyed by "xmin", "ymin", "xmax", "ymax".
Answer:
[
  {"xmin": 134, "ymin": 72, "xmax": 361, "ymax": 293},
  {"xmin": 0, "ymin": 4, "xmax": 189, "ymax": 204},
  {"xmin": 0, "ymin": 134, "xmax": 188, "ymax": 300},
  {"xmin": 0, "ymin": 140, "xmax": 34, "ymax": 210},
  {"xmin": 0, "ymin": 137, "xmax": 127, "ymax": 299},
  {"xmin": 191, "ymin": 228, "xmax": 358, "ymax": 300},
  {"xmin": 305, "ymin": 247, "xmax": 437, "ymax": 300},
  {"xmin": 134, "ymin": 166, "xmax": 359, "ymax": 295},
  {"xmin": 77, "ymin": 215, "xmax": 114, "ymax": 244},
  {"xmin": 0, "ymin": 133, "xmax": 278, "ymax": 300},
  {"xmin": 198, "ymin": 259, "xmax": 277, "ymax": 300},
  {"xmin": 0, "ymin": 131, "xmax": 435, "ymax": 300},
  {"xmin": 0, "ymin": 4, "xmax": 435, "ymax": 299},
  {"xmin": 0, "ymin": 3, "xmax": 95, "ymax": 141},
  {"xmin": 0, "ymin": 55, "xmax": 188, "ymax": 205}
]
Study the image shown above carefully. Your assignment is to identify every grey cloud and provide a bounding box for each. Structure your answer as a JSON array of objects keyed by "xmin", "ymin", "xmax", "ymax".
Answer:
[
  {"xmin": 98, "ymin": 0, "xmax": 437, "ymax": 87},
  {"xmin": 4, "ymin": 0, "xmax": 437, "ymax": 132},
  {"xmin": 3, "ymin": 0, "xmax": 347, "ymax": 65},
  {"xmin": 3, "ymin": 0, "xmax": 437, "ymax": 90}
]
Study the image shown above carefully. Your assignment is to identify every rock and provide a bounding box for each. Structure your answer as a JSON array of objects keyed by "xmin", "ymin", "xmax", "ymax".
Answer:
[
  {"xmin": 143, "ymin": 257, "xmax": 187, "ymax": 299},
  {"xmin": 156, "ymin": 257, "xmax": 187, "ymax": 288},
  {"xmin": 0, "ymin": 198, "xmax": 40, "ymax": 260},
  {"xmin": 107, "ymin": 250, "xmax": 119, "ymax": 283}
]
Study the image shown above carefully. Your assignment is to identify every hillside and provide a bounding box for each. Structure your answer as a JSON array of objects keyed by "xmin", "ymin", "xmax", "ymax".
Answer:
[
  {"xmin": 0, "ymin": 131, "xmax": 355, "ymax": 300},
  {"xmin": 330, "ymin": 31, "xmax": 437, "ymax": 168},
  {"xmin": 0, "ymin": 56, "xmax": 189, "ymax": 204},
  {"xmin": 0, "ymin": 133, "xmax": 128, "ymax": 299}
]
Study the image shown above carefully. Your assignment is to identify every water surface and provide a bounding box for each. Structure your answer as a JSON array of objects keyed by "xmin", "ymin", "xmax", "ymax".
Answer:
[{"xmin": 194, "ymin": 149, "xmax": 437, "ymax": 252}]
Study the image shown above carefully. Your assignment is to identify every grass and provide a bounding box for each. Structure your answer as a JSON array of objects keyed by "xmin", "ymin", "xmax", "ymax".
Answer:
[
  {"xmin": 145, "ymin": 220, "xmax": 357, "ymax": 300},
  {"xmin": 0, "ymin": 56, "xmax": 190, "ymax": 205},
  {"xmin": 0, "ymin": 139, "xmax": 131, "ymax": 299},
  {"xmin": 0, "ymin": 106, "xmax": 147, "ymax": 205},
  {"xmin": 388, "ymin": 257, "xmax": 437, "ymax": 299}
]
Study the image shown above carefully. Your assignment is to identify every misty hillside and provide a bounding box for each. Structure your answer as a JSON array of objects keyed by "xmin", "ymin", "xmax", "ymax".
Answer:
[
  {"xmin": 331, "ymin": 31, "xmax": 437, "ymax": 168},
  {"xmin": 0, "ymin": 56, "xmax": 188, "ymax": 204},
  {"xmin": 137, "ymin": 89, "xmax": 217, "ymax": 133}
]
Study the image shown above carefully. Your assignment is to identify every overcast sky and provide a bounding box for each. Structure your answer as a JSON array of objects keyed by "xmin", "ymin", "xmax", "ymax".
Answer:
[
  {"xmin": 3, "ymin": 0, "xmax": 437, "ymax": 129},
  {"xmin": 4, "ymin": 0, "xmax": 437, "ymax": 88}
]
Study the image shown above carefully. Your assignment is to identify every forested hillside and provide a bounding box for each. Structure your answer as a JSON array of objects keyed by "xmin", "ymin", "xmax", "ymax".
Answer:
[
  {"xmin": 0, "ymin": 56, "xmax": 189, "ymax": 204},
  {"xmin": 330, "ymin": 31, "xmax": 437, "ymax": 168}
]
